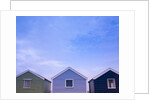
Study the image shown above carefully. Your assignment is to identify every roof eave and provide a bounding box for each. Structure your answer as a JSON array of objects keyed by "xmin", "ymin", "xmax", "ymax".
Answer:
[
  {"xmin": 51, "ymin": 67, "xmax": 88, "ymax": 80},
  {"xmin": 92, "ymin": 68, "xmax": 119, "ymax": 80}
]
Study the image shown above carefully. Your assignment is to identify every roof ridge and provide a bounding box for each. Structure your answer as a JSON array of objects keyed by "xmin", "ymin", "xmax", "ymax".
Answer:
[
  {"xmin": 92, "ymin": 68, "xmax": 119, "ymax": 80},
  {"xmin": 16, "ymin": 69, "xmax": 51, "ymax": 82},
  {"xmin": 51, "ymin": 67, "xmax": 88, "ymax": 80}
]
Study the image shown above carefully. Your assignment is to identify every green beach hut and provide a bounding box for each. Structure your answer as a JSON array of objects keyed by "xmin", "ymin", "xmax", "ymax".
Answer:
[{"xmin": 16, "ymin": 70, "xmax": 51, "ymax": 93}]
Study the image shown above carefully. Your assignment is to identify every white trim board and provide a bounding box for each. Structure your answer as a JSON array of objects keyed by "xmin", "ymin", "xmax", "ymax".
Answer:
[
  {"xmin": 23, "ymin": 79, "xmax": 31, "ymax": 88},
  {"xmin": 92, "ymin": 68, "xmax": 119, "ymax": 80},
  {"xmin": 65, "ymin": 79, "xmax": 74, "ymax": 88},
  {"xmin": 107, "ymin": 78, "xmax": 116, "ymax": 89},
  {"xmin": 16, "ymin": 69, "xmax": 51, "ymax": 82}
]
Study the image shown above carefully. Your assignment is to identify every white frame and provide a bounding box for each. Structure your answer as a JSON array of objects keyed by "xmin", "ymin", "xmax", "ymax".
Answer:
[
  {"xmin": 0, "ymin": 10, "xmax": 135, "ymax": 99},
  {"xmin": 107, "ymin": 78, "xmax": 116, "ymax": 89},
  {"xmin": 65, "ymin": 79, "xmax": 74, "ymax": 88},
  {"xmin": 23, "ymin": 79, "xmax": 32, "ymax": 88}
]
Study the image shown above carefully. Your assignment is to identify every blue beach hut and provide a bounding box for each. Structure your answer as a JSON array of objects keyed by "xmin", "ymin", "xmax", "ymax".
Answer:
[{"xmin": 51, "ymin": 67, "xmax": 87, "ymax": 93}]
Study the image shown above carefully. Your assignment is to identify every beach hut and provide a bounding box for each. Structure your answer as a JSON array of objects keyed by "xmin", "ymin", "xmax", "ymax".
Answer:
[
  {"xmin": 88, "ymin": 68, "xmax": 119, "ymax": 93},
  {"xmin": 51, "ymin": 67, "xmax": 87, "ymax": 93},
  {"xmin": 16, "ymin": 70, "xmax": 51, "ymax": 93}
]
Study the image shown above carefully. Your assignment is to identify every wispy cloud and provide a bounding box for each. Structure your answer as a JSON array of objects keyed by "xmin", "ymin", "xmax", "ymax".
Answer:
[
  {"xmin": 38, "ymin": 60, "xmax": 65, "ymax": 67},
  {"xmin": 16, "ymin": 46, "xmax": 67, "ymax": 79},
  {"xmin": 16, "ymin": 40, "xmax": 29, "ymax": 45},
  {"xmin": 17, "ymin": 48, "xmax": 41, "ymax": 61}
]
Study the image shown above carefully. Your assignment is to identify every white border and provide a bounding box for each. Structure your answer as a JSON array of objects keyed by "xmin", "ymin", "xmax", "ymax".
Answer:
[{"xmin": 0, "ymin": 10, "xmax": 134, "ymax": 99}]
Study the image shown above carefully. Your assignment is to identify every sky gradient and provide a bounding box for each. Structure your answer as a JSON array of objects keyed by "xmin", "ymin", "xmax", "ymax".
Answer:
[{"xmin": 16, "ymin": 16, "xmax": 119, "ymax": 80}]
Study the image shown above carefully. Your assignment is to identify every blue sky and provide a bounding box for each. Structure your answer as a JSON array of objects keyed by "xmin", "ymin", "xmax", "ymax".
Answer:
[{"xmin": 16, "ymin": 16, "xmax": 119, "ymax": 80}]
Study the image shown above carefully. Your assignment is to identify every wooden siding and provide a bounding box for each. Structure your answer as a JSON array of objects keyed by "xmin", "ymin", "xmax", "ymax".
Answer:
[
  {"xmin": 89, "ymin": 70, "xmax": 119, "ymax": 93},
  {"xmin": 16, "ymin": 72, "xmax": 50, "ymax": 93},
  {"xmin": 53, "ymin": 69, "xmax": 86, "ymax": 93},
  {"xmin": 44, "ymin": 80, "xmax": 51, "ymax": 93}
]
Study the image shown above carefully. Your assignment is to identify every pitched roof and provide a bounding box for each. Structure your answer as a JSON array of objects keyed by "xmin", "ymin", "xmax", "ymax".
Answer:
[
  {"xmin": 16, "ymin": 69, "xmax": 51, "ymax": 82},
  {"xmin": 89, "ymin": 68, "xmax": 119, "ymax": 82},
  {"xmin": 51, "ymin": 67, "xmax": 88, "ymax": 80}
]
